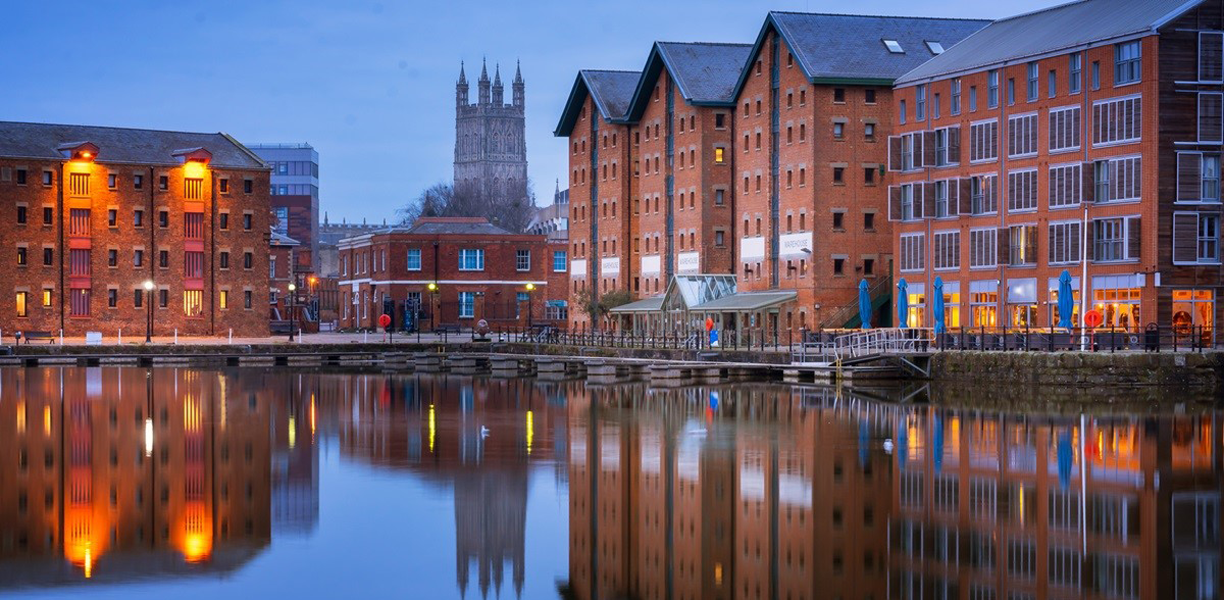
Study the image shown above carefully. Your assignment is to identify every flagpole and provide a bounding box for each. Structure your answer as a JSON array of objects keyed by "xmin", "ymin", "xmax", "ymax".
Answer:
[{"xmin": 1080, "ymin": 205, "xmax": 1089, "ymax": 351}]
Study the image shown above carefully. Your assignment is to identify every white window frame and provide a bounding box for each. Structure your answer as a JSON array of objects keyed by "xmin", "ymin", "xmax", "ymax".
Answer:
[
  {"xmin": 406, "ymin": 248, "xmax": 422, "ymax": 271},
  {"xmin": 552, "ymin": 250, "xmax": 568, "ymax": 273},
  {"xmin": 1092, "ymin": 94, "xmax": 1142, "ymax": 147},
  {"xmin": 515, "ymin": 249, "xmax": 531, "ymax": 272},
  {"xmin": 1048, "ymin": 162, "xmax": 1082, "ymax": 209},
  {"xmin": 933, "ymin": 229, "xmax": 960, "ymax": 271},
  {"xmin": 458, "ymin": 291, "xmax": 476, "ymax": 318},
  {"xmin": 899, "ymin": 233, "xmax": 925, "ymax": 273},
  {"xmin": 1008, "ymin": 168, "xmax": 1039, "ymax": 213},
  {"xmin": 1008, "ymin": 112, "xmax": 1039, "ymax": 158},
  {"xmin": 458, "ymin": 248, "xmax": 485, "ymax": 271},
  {"xmin": 1173, "ymin": 211, "xmax": 1222, "ymax": 265},
  {"xmin": 969, "ymin": 119, "xmax": 998, "ymax": 163},
  {"xmin": 969, "ymin": 228, "xmax": 998, "ymax": 269},
  {"xmin": 1200, "ymin": 32, "xmax": 1224, "ymax": 84},
  {"xmin": 1048, "ymin": 220, "xmax": 1082, "ymax": 265},
  {"xmin": 1048, "ymin": 105, "xmax": 1082, "ymax": 153},
  {"xmin": 1198, "ymin": 92, "xmax": 1223, "ymax": 143}
]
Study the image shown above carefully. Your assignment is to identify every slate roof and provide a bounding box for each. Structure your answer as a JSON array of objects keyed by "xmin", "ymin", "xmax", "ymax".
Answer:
[
  {"xmin": 896, "ymin": 0, "xmax": 1201, "ymax": 85},
  {"xmin": 0, "ymin": 121, "xmax": 267, "ymax": 169},
  {"xmin": 733, "ymin": 12, "xmax": 988, "ymax": 96},
  {"xmin": 554, "ymin": 70, "xmax": 640, "ymax": 136},
  {"xmin": 403, "ymin": 217, "xmax": 514, "ymax": 236},
  {"xmin": 624, "ymin": 42, "xmax": 752, "ymax": 119}
]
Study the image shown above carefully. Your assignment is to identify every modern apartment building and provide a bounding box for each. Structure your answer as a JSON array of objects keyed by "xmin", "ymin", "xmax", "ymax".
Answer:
[
  {"xmin": 889, "ymin": 0, "xmax": 1224, "ymax": 333},
  {"xmin": 249, "ymin": 143, "xmax": 319, "ymax": 278},
  {"xmin": 0, "ymin": 122, "xmax": 272, "ymax": 338}
]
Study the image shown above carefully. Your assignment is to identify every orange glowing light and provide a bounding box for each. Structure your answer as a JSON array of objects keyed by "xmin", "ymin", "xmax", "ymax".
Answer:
[
  {"xmin": 182, "ymin": 161, "xmax": 207, "ymax": 179},
  {"xmin": 81, "ymin": 152, "xmax": 91, "ymax": 159},
  {"xmin": 183, "ymin": 533, "xmax": 212, "ymax": 563}
]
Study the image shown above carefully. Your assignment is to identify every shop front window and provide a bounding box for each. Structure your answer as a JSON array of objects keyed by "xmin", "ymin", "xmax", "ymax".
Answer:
[
  {"xmin": 970, "ymin": 282, "xmax": 999, "ymax": 329},
  {"xmin": 1048, "ymin": 283, "xmax": 1081, "ymax": 329},
  {"xmin": 1092, "ymin": 285, "xmax": 1141, "ymax": 331},
  {"xmin": 907, "ymin": 287, "xmax": 926, "ymax": 329},
  {"xmin": 1172, "ymin": 289, "xmax": 1214, "ymax": 337},
  {"xmin": 1007, "ymin": 278, "xmax": 1037, "ymax": 329},
  {"xmin": 943, "ymin": 283, "xmax": 961, "ymax": 330}
]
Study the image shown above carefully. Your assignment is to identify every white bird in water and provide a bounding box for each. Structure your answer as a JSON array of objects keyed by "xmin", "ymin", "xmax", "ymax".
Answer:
[
  {"xmin": 480, "ymin": 426, "xmax": 490, "ymax": 438},
  {"xmin": 882, "ymin": 439, "xmax": 894, "ymax": 454}
]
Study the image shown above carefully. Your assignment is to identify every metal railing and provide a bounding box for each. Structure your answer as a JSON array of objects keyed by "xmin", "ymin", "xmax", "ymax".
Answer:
[{"xmin": 833, "ymin": 328, "xmax": 935, "ymax": 361}]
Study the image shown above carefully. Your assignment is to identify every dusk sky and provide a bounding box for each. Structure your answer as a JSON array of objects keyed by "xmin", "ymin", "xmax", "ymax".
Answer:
[{"xmin": 1, "ymin": 0, "xmax": 1057, "ymax": 224}]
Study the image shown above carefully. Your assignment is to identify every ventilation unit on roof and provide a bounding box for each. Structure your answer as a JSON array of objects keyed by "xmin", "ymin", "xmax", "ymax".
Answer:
[
  {"xmin": 926, "ymin": 41, "xmax": 945, "ymax": 55},
  {"xmin": 883, "ymin": 39, "xmax": 904, "ymax": 54}
]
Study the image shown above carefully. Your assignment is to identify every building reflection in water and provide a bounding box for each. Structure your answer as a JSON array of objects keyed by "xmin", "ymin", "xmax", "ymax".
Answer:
[
  {"xmin": 0, "ymin": 367, "xmax": 274, "ymax": 589},
  {"xmin": 334, "ymin": 374, "xmax": 569, "ymax": 600},
  {"xmin": 564, "ymin": 384, "xmax": 1224, "ymax": 600}
]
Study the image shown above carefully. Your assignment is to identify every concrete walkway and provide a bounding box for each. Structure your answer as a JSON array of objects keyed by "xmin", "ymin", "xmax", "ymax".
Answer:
[{"xmin": 2, "ymin": 331, "xmax": 491, "ymax": 347}]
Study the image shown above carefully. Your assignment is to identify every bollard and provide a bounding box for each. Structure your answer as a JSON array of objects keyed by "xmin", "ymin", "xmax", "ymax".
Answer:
[
  {"xmin": 229, "ymin": 329, "xmax": 233, "ymax": 344},
  {"xmin": 364, "ymin": 331, "xmax": 368, "ymax": 344},
  {"xmin": 60, "ymin": 329, "xmax": 64, "ymax": 345},
  {"xmin": 118, "ymin": 328, "xmax": 122, "ymax": 345}
]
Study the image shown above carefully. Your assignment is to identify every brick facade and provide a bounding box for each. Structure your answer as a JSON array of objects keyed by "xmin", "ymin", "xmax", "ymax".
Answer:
[
  {"xmin": 0, "ymin": 124, "xmax": 271, "ymax": 339},
  {"xmin": 336, "ymin": 217, "xmax": 563, "ymax": 331},
  {"xmin": 889, "ymin": 0, "xmax": 1224, "ymax": 334}
]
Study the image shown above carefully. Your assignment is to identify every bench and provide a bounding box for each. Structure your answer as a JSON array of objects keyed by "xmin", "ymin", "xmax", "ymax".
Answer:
[
  {"xmin": 433, "ymin": 324, "xmax": 462, "ymax": 335},
  {"xmin": 17, "ymin": 330, "xmax": 55, "ymax": 344}
]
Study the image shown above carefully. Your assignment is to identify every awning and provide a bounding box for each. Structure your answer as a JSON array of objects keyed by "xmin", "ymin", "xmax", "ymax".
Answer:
[
  {"xmin": 691, "ymin": 291, "xmax": 797, "ymax": 312},
  {"xmin": 609, "ymin": 296, "xmax": 664, "ymax": 313}
]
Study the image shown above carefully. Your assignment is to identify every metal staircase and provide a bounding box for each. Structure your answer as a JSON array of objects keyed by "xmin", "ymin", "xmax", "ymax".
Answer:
[{"xmin": 819, "ymin": 275, "xmax": 892, "ymax": 329}]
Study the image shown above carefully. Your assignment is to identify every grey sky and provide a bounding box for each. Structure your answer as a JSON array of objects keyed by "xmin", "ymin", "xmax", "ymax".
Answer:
[{"xmin": 0, "ymin": 0, "xmax": 1056, "ymax": 224}]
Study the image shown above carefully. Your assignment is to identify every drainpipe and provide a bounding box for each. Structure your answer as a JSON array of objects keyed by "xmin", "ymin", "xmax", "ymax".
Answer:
[{"xmin": 57, "ymin": 162, "xmax": 65, "ymax": 334}]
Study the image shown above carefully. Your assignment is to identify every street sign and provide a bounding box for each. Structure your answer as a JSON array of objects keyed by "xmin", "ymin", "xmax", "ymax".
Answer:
[{"xmin": 1084, "ymin": 309, "xmax": 1103, "ymax": 328}]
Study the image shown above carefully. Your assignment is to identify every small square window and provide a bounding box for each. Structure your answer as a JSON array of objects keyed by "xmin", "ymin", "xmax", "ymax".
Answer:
[
  {"xmin": 42, "ymin": 248, "xmax": 52, "ymax": 266},
  {"xmin": 833, "ymin": 123, "xmax": 844, "ymax": 139},
  {"xmin": 864, "ymin": 213, "xmax": 876, "ymax": 231},
  {"xmin": 133, "ymin": 174, "xmax": 143, "ymax": 189},
  {"xmin": 715, "ymin": 114, "xmax": 726, "ymax": 128},
  {"xmin": 42, "ymin": 171, "xmax": 53, "ymax": 186},
  {"xmin": 219, "ymin": 178, "xmax": 229, "ymax": 193},
  {"xmin": 107, "ymin": 209, "xmax": 117, "ymax": 228},
  {"xmin": 43, "ymin": 207, "xmax": 53, "ymax": 225},
  {"xmin": 159, "ymin": 289, "xmax": 169, "ymax": 308},
  {"xmin": 833, "ymin": 212, "xmax": 845, "ymax": 230},
  {"xmin": 834, "ymin": 258, "xmax": 845, "ymax": 275},
  {"xmin": 833, "ymin": 167, "xmax": 844, "ymax": 183},
  {"xmin": 219, "ymin": 213, "xmax": 229, "ymax": 230},
  {"xmin": 107, "ymin": 289, "xmax": 117, "ymax": 308},
  {"xmin": 159, "ymin": 250, "xmax": 169, "ymax": 268},
  {"xmin": 158, "ymin": 175, "xmax": 168, "ymax": 191},
  {"xmin": 16, "ymin": 206, "xmax": 26, "ymax": 224},
  {"xmin": 883, "ymin": 39, "xmax": 904, "ymax": 54},
  {"xmin": 134, "ymin": 210, "xmax": 144, "ymax": 227},
  {"xmin": 107, "ymin": 174, "xmax": 117, "ymax": 189},
  {"xmin": 925, "ymin": 41, "xmax": 944, "ymax": 54},
  {"xmin": 833, "ymin": 88, "xmax": 845, "ymax": 103},
  {"xmin": 16, "ymin": 169, "xmax": 27, "ymax": 185},
  {"xmin": 243, "ymin": 179, "xmax": 253, "ymax": 194},
  {"xmin": 158, "ymin": 211, "xmax": 169, "ymax": 228},
  {"xmin": 865, "ymin": 89, "xmax": 876, "ymax": 104},
  {"xmin": 243, "ymin": 214, "xmax": 252, "ymax": 230},
  {"xmin": 107, "ymin": 249, "xmax": 117, "ymax": 267},
  {"xmin": 864, "ymin": 258, "xmax": 875, "ymax": 275}
]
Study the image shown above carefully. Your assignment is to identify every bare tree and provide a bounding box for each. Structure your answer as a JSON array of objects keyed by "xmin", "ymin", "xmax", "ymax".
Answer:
[{"xmin": 398, "ymin": 178, "xmax": 537, "ymax": 232}]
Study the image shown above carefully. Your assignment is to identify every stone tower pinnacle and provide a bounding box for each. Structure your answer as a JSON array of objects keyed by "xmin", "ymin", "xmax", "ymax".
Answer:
[
  {"xmin": 478, "ymin": 58, "xmax": 490, "ymax": 105},
  {"xmin": 492, "ymin": 64, "xmax": 504, "ymax": 106},
  {"xmin": 512, "ymin": 60, "xmax": 524, "ymax": 108},
  {"xmin": 456, "ymin": 61, "xmax": 469, "ymax": 107}
]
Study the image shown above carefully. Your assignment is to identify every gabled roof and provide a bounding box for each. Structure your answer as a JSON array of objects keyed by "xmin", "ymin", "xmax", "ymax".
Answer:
[
  {"xmin": 553, "ymin": 70, "xmax": 641, "ymax": 136},
  {"xmin": 624, "ymin": 42, "xmax": 753, "ymax": 120},
  {"xmin": 732, "ymin": 12, "xmax": 989, "ymax": 96},
  {"xmin": 896, "ymin": 0, "xmax": 1202, "ymax": 86},
  {"xmin": 0, "ymin": 121, "xmax": 267, "ymax": 169}
]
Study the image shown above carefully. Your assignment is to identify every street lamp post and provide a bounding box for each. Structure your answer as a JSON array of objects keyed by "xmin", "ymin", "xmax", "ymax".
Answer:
[
  {"xmin": 287, "ymin": 283, "xmax": 297, "ymax": 342},
  {"xmin": 143, "ymin": 280, "xmax": 155, "ymax": 343},
  {"xmin": 427, "ymin": 282, "xmax": 438, "ymax": 332}
]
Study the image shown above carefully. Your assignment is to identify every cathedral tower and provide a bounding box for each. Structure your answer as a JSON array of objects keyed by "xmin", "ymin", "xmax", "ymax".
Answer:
[{"xmin": 454, "ymin": 59, "xmax": 528, "ymax": 206}]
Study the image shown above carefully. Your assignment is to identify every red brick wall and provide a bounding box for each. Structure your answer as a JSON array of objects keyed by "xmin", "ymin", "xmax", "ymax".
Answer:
[
  {"xmin": 337, "ymin": 228, "xmax": 555, "ymax": 330},
  {"xmin": 890, "ymin": 34, "xmax": 1164, "ymax": 330},
  {"xmin": 1, "ymin": 158, "xmax": 270, "ymax": 339}
]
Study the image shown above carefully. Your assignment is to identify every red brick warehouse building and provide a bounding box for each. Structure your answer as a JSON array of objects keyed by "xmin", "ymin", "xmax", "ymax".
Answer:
[
  {"xmin": 889, "ymin": 0, "xmax": 1224, "ymax": 334},
  {"xmin": 336, "ymin": 217, "xmax": 566, "ymax": 330},
  {"xmin": 0, "ymin": 122, "xmax": 272, "ymax": 338},
  {"xmin": 557, "ymin": 13, "xmax": 986, "ymax": 335}
]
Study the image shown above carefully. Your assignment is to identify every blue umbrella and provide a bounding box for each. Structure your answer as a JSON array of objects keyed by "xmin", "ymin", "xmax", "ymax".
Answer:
[
  {"xmin": 858, "ymin": 279, "xmax": 872, "ymax": 329},
  {"xmin": 897, "ymin": 278, "xmax": 909, "ymax": 329},
  {"xmin": 858, "ymin": 420, "xmax": 869, "ymax": 468},
  {"xmin": 1057, "ymin": 430, "xmax": 1073, "ymax": 489},
  {"xmin": 1057, "ymin": 270, "xmax": 1075, "ymax": 329},
  {"xmin": 897, "ymin": 421, "xmax": 908, "ymax": 470},
  {"xmin": 932, "ymin": 277, "xmax": 946, "ymax": 335}
]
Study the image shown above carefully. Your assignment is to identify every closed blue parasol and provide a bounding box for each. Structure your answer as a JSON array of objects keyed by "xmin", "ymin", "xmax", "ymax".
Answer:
[
  {"xmin": 858, "ymin": 279, "xmax": 872, "ymax": 329},
  {"xmin": 1057, "ymin": 270, "xmax": 1075, "ymax": 329},
  {"xmin": 1057, "ymin": 430, "xmax": 1073, "ymax": 489},
  {"xmin": 932, "ymin": 277, "xmax": 946, "ymax": 335},
  {"xmin": 932, "ymin": 414, "xmax": 944, "ymax": 473},
  {"xmin": 897, "ymin": 278, "xmax": 909, "ymax": 329}
]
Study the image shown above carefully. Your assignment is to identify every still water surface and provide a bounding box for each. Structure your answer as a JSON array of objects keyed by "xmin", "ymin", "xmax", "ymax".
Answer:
[{"xmin": 0, "ymin": 367, "xmax": 1218, "ymax": 600}]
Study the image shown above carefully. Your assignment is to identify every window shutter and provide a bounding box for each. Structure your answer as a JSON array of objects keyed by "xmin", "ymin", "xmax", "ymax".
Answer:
[
  {"xmin": 948, "ymin": 179, "xmax": 960, "ymax": 214},
  {"xmin": 1027, "ymin": 118, "xmax": 1038, "ymax": 154},
  {"xmin": 1129, "ymin": 98, "xmax": 1142, "ymax": 142},
  {"xmin": 888, "ymin": 186, "xmax": 903, "ymax": 221},
  {"xmin": 1173, "ymin": 213, "xmax": 1199, "ymax": 263},
  {"xmin": 888, "ymin": 136, "xmax": 902, "ymax": 171},
  {"xmin": 1008, "ymin": 172, "xmax": 1018, "ymax": 212},
  {"xmin": 922, "ymin": 182, "xmax": 936, "ymax": 219},
  {"xmin": 1178, "ymin": 153, "xmax": 1203, "ymax": 201},
  {"xmin": 948, "ymin": 127, "xmax": 961, "ymax": 164},
  {"xmin": 958, "ymin": 177, "xmax": 973, "ymax": 215},
  {"xmin": 997, "ymin": 227, "xmax": 1010, "ymax": 266},
  {"xmin": 1025, "ymin": 225, "xmax": 1037, "ymax": 264},
  {"xmin": 1082, "ymin": 162, "xmax": 1095, "ymax": 203},
  {"xmin": 1126, "ymin": 216, "xmax": 1141, "ymax": 260},
  {"xmin": 1087, "ymin": 220, "xmax": 1097, "ymax": 261},
  {"xmin": 989, "ymin": 122, "xmax": 999, "ymax": 159},
  {"xmin": 1048, "ymin": 224, "xmax": 1062, "ymax": 264},
  {"xmin": 922, "ymin": 131, "xmax": 937, "ymax": 167}
]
